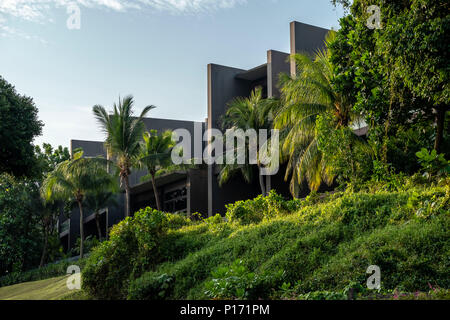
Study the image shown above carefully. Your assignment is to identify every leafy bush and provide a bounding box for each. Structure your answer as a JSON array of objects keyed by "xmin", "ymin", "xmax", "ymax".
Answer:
[
  {"xmin": 416, "ymin": 148, "xmax": 449, "ymax": 179},
  {"xmin": 0, "ymin": 173, "xmax": 42, "ymax": 276},
  {"xmin": 83, "ymin": 182, "xmax": 449, "ymax": 300},
  {"xmin": 316, "ymin": 113, "xmax": 373, "ymax": 187},
  {"xmin": 82, "ymin": 207, "xmax": 191, "ymax": 299},
  {"xmin": 72, "ymin": 235, "xmax": 100, "ymax": 256},
  {"xmin": 297, "ymin": 291, "xmax": 347, "ymax": 300},
  {"xmin": 225, "ymin": 190, "xmax": 289, "ymax": 225},
  {"xmin": 128, "ymin": 273, "xmax": 174, "ymax": 300},
  {"xmin": 204, "ymin": 260, "xmax": 283, "ymax": 300}
]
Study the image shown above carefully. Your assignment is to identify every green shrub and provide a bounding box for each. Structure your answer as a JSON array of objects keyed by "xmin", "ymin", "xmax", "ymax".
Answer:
[
  {"xmin": 0, "ymin": 173, "xmax": 43, "ymax": 276},
  {"xmin": 203, "ymin": 214, "xmax": 224, "ymax": 225},
  {"xmin": 204, "ymin": 260, "xmax": 283, "ymax": 300},
  {"xmin": 297, "ymin": 291, "xmax": 347, "ymax": 300},
  {"xmin": 73, "ymin": 235, "xmax": 100, "ymax": 256},
  {"xmin": 164, "ymin": 214, "xmax": 192, "ymax": 230},
  {"xmin": 128, "ymin": 272, "xmax": 174, "ymax": 300},
  {"xmin": 225, "ymin": 190, "xmax": 288, "ymax": 225},
  {"xmin": 84, "ymin": 182, "xmax": 449, "ymax": 300},
  {"xmin": 82, "ymin": 207, "xmax": 191, "ymax": 299},
  {"xmin": 416, "ymin": 148, "xmax": 450, "ymax": 179}
]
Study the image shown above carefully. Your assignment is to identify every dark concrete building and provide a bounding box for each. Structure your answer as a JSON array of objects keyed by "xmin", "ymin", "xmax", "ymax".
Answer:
[
  {"xmin": 206, "ymin": 21, "xmax": 329, "ymax": 216},
  {"xmin": 59, "ymin": 21, "xmax": 330, "ymax": 251}
]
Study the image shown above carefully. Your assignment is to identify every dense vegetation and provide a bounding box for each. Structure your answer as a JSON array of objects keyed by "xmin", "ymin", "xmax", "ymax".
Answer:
[
  {"xmin": 81, "ymin": 178, "xmax": 449, "ymax": 300},
  {"xmin": 0, "ymin": 0, "xmax": 448, "ymax": 301},
  {"xmin": 0, "ymin": 76, "xmax": 43, "ymax": 178}
]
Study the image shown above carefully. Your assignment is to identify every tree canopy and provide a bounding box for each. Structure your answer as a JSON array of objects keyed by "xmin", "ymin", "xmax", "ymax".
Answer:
[
  {"xmin": 0, "ymin": 76, "xmax": 43, "ymax": 177},
  {"xmin": 329, "ymin": 0, "xmax": 449, "ymax": 154}
]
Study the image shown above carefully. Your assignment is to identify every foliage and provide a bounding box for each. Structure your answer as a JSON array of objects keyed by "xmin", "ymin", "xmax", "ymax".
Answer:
[
  {"xmin": 139, "ymin": 130, "xmax": 176, "ymax": 177},
  {"xmin": 0, "ymin": 76, "xmax": 43, "ymax": 177},
  {"xmin": 33, "ymin": 143, "xmax": 71, "ymax": 267},
  {"xmin": 0, "ymin": 258, "xmax": 86, "ymax": 288},
  {"xmin": 139, "ymin": 129, "xmax": 177, "ymax": 211},
  {"xmin": 84, "ymin": 182, "xmax": 118, "ymax": 241},
  {"xmin": 0, "ymin": 173, "xmax": 42, "ymax": 276},
  {"xmin": 316, "ymin": 113, "xmax": 373, "ymax": 187},
  {"xmin": 415, "ymin": 148, "xmax": 449, "ymax": 179},
  {"xmin": 329, "ymin": 0, "xmax": 449, "ymax": 155},
  {"xmin": 225, "ymin": 190, "xmax": 289, "ymax": 225},
  {"xmin": 41, "ymin": 150, "xmax": 116, "ymax": 258},
  {"xmin": 204, "ymin": 259, "xmax": 283, "ymax": 300},
  {"xmin": 381, "ymin": 125, "xmax": 437, "ymax": 175},
  {"xmin": 276, "ymin": 31, "xmax": 363, "ymax": 196},
  {"xmin": 33, "ymin": 143, "xmax": 70, "ymax": 181},
  {"xmin": 72, "ymin": 236, "xmax": 100, "ymax": 256},
  {"xmin": 81, "ymin": 207, "xmax": 189, "ymax": 299},
  {"xmin": 92, "ymin": 95, "xmax": 155, "ymax": 217},
  {"xmin": 79, "ymin": 180, "xmax": 450, "ymax": 300},
  {"xmin": 128, "ymin": 273, "xmax": 174, "ymax": 300},
  {"xmin": 219, "ymin": 87, "xmax": 278, "ymax": 195},
  {"xmin": 297, "ymin": 290, "xmax": 347, "ymax": 300}
]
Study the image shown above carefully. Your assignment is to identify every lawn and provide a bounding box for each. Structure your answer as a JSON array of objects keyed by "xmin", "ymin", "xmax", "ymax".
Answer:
[{"xmin": 0, "ymin": 275, "xmax": 79, "ymax": 300}]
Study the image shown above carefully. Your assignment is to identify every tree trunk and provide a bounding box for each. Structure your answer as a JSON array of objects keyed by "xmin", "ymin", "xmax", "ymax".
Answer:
[
  {"xmin": 95, "ymin": 211, "xmax": 102, "ymax": 241},
  {"xmin": 258, "ymin": 166, "xmax": 266, "ymax": 196},
  {"xmin": 123, "ymin": 175, "xmax": 131, "ymax": 217},
  {"xmin": 77, "ymin": 200, "xmax": 84, "ymax": 259},
  {"xmin": 39, "ymin": 231, "xmax": 48, "ymax": 268},
  {"xmin": 434, "ymin": 105, "xmax": 446, "ymax": 154},
  {"xmin": 150, "ymin": 173, "xmax": 162, "ymax": 211}
]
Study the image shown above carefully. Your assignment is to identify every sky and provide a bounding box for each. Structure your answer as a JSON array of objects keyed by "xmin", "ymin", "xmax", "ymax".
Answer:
[{"xmin": 0, "ymin": 0, "xmax": 345, "ymax": 149}]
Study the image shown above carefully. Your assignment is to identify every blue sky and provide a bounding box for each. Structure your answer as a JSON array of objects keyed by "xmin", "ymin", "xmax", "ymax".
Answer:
[{"xmin": 0, "ymin": 0, "xmax": 345, "ymax": 148}]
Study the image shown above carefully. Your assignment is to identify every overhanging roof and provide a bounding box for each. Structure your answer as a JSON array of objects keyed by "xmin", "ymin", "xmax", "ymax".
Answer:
[
  {"xmin": 235, "ymin": 64, "xmax": 267, "ymax": 81},
  {"xmin": 130, "ymin": 171, "xmax": 187, "ymax": 194}
]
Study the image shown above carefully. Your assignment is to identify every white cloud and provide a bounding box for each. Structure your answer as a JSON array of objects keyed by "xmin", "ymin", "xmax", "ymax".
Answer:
[
  {"xmin": 135, "ymin": 0, "xmax": 247, "ymax": 13},
  {"xmin": 0, "ymin": 0, "xmax": 247, "ymax": 22},
  {"xmin": 0, "ymin": 0, "xmax": 247, "ymax": 38}
]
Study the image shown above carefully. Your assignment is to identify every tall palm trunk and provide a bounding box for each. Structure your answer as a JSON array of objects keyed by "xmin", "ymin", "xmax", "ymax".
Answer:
[
  {"xmin": 39, "ymin": 231, "xmax": 48, "ymax": 268},
  {"xmin": 95, "ymin": 211, "xmax": 102, "ymax": 241},
  {"xmin": 123, "ymin": 174, "xmax": 131, "ymax": 217},
  {"xmin": 77, "ymin": 199, "xmax": 84, "ymax": 259},
  {"xmin": 258, "ymin": 166, "xmax": 266, "ymax": 196},
  {"xmin": 150, "ymin": 173, "xmax": 162, "ymax": 211}
]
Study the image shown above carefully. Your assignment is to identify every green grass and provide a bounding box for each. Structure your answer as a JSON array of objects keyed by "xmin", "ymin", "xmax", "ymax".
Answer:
[
  {"xmin": 81, "ymin": 181, "xmax": 449, "ymax": 300},
  {"xmin": 0, "ymin": 275, "xmax": 82, "ymax": 300}
]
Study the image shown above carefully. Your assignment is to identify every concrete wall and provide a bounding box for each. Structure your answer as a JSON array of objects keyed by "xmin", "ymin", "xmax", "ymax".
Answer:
[
  {"xmin": 207, "ymin": 64, "xmax": 255, "ymax": 216},
  {"xmin": 267, "ymin": 50, "xmax": 290, "ymax": 98},
  {"xmin": 187, "ymin": 168, "xmax": 209, "ymax": 215},
  {"xmin": 207, "ymin": 64, "xmax": 253, "ymax": 130},
  {"xmin": 290, "ymin": 21, "xmax": 330, "ymax": 75}
]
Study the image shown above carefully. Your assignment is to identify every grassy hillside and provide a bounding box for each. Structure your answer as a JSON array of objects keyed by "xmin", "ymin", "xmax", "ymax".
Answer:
[
  {"xmin": 0, "ymin": 276, "xmax": 76, "ymax": 300},
  {"xmin": 80, "ymin": 179, "xmax": 449, "ymax": 300}
]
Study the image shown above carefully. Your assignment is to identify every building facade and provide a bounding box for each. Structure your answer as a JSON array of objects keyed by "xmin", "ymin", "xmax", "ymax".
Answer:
[{"xmin": 59, "ymin": 21, "xmax": 330, "ymax": 251}]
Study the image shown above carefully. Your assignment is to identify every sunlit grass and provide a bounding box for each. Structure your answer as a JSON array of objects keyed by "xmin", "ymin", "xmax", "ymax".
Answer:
[{"xmin": 0, "ymin": 275, "xmax": 81, "ymax": 300}]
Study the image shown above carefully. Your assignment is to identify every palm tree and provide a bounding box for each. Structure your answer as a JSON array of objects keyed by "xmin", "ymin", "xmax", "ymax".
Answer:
[
  {"xmin": 41, "ymin": 151, "xmax": 114, "ymax": 258},
  {"xmin": 92, "ymin": 95, "xmax": 155, "ymax": 217},
  {"xmin": 138, "ymin": 130, "xmax": 176, "ymax": 211},
  {"xmin": 38, "ymin": 199, "xmax": 61, "ymax": 267},
  {"xmin": 275, "ymin": 31, "xmax": 359, "ymax": 196},
  {"xmin": 84, "ymin": 190, "xmax": 117, "ymax": 241},
  {"xmin": 220, "ymin": 87, "xmax": 278, "ymax": 196}
]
